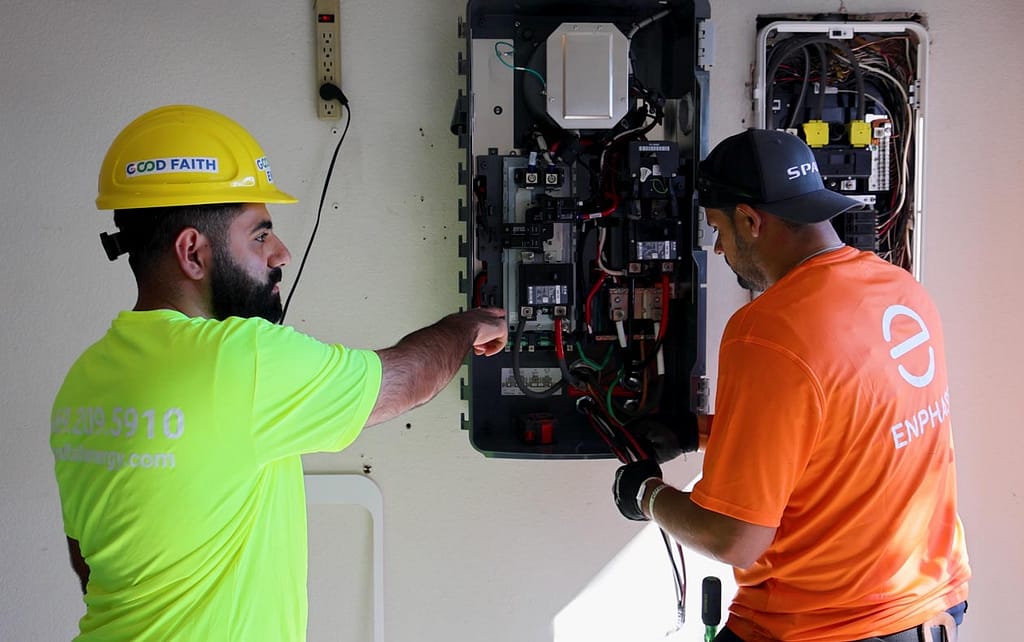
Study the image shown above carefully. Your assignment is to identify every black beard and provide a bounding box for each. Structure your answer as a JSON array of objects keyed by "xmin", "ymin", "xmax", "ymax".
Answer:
[
  {"xmin": 736, "ymin": 273, "xmax": 760, "ymax": 292},
  {"xmin": 210, "ymin": 248, "xmax": 283, "ymax": 323},
  {"xmin": 725, "ymin": 236, "xmax": 768, "ymax": 292}
]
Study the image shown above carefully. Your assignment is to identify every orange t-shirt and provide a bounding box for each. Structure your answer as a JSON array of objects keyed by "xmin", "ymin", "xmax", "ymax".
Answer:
[{"xmin": 691, "ymin": 247, "xmax": 969, "ymax": 641}]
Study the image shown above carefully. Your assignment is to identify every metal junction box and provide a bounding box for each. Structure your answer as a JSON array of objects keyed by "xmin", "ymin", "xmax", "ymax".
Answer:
[
  {"xmin": 753, "ymin": 15, "xmax": 929, "ymax": 278},
  {"xmin": 452, "ymin": 0, "xmax": 711, "ymax": 458}
]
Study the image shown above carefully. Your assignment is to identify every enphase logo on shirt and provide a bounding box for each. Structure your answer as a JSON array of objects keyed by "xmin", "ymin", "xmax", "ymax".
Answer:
[{"xmin": 882, "ymin": 304, "xmax": 935, "ymax": 388}]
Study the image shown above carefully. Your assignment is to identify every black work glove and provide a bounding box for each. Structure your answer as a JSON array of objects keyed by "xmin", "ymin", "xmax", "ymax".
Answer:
[
  {"xmin": 613, "ymin": 459, "xmax": 663, "ymax": 521},
  {"xmin": 628, "ymin": 413, "xmax": 699, "ymax": 464}
]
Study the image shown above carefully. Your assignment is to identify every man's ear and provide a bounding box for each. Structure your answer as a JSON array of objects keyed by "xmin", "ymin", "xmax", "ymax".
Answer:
[
  {"xmin": 173, "ymin": 227, "xmax": 212, "ymax": 281},
  {"xmin": 734, "ymin": 204, "xmax": 766, "ymax": 239}
]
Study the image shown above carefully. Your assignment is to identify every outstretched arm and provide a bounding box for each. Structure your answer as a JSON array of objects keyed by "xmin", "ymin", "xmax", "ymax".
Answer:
[{"xmin": 366, "ymin": 308, "xmax": 507, "ymax": 427}]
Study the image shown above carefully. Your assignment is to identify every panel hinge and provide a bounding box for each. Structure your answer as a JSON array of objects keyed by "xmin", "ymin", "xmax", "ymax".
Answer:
[
  {"xmin": 696, "ymin": 376, "xmax": 711, "ymax": 415},
  {"xmin": 697, "ymin": 19, "xmax": 714, "ymax": 70}
]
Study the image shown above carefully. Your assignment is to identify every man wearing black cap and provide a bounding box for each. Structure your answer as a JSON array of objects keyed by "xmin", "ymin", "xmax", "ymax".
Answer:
[{"xmin": 613, "ymin": 130, "xmax": 970, "ymax": 641}]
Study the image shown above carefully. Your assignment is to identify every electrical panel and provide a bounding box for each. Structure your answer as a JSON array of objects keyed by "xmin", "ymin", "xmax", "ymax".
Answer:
[
  {"xmin": 753, "ymin": 16, "xmax": 929, "ymax": 277},
  {"xmin": 452, "ymin": 0, "xmax": 711, "ymax": 458}
]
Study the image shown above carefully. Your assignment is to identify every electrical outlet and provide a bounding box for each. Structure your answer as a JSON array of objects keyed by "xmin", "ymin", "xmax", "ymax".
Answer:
[{"xmin": 315, "ymin": 0, "xmax": 342, "ymax": 120}]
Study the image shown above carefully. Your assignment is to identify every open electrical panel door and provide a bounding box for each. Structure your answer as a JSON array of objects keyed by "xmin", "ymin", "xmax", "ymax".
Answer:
[
  {"xmin": 753, "ymin": 16, "xmax": 928, "ymax": 278},
  {"xmin": 452, "ymin": 0, "xmax": 711, "ymax": 458}
]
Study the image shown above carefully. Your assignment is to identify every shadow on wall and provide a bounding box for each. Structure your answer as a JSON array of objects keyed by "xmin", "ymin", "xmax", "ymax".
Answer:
[{"xmin": 553, "ymin": 476, "xmax": 737, "ymax": 642}]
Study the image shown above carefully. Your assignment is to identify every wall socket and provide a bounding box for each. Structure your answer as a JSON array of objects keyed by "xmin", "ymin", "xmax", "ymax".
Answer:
[{"xmin": 315, "ymin": 0, "xmax": 342, "ymax": 120}]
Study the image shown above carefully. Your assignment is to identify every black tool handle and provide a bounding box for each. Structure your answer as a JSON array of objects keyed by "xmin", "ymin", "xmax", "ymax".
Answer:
[{"xmin": 701, "ymin": 576, "xmax": 722, "ymax": 626}]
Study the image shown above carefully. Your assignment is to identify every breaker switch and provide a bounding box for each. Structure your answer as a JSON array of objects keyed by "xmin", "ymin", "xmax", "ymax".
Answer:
[
  {"xmin": 519, "ymin": 413, "xmax": 557, "ymax": 445},
  {"xmin": 803, "ymin": 120, "xmax": 829, "ymax": 147},
  {"xmin": 848, "ymin": 120, "xmax": 871, "ymax": 147}
]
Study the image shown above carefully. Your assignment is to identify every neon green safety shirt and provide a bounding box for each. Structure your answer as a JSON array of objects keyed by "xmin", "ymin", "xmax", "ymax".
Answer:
[{"xmin": 50, "ymin": 310, "xmax": 382, "ymax": 641}]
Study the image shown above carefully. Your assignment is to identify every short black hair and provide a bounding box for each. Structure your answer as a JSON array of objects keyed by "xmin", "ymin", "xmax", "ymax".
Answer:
[{"xmin": 112, "ymin": 204, "xmax": 243, "ymax": 277}]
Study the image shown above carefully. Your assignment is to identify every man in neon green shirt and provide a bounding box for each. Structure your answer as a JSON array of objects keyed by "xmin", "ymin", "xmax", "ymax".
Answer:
[{"xmin": 51, "ymin": 105, "xmax": 507, "ymax": 641}]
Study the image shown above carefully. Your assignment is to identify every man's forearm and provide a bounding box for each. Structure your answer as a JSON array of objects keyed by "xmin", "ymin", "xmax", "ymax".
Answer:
[
  {"xmin": 367, "ymin": 314, "xmax": 479, "ymax": 426},
  {"xmin": 642, "ymin": 485, "xmax": 776, "ymax": 569}
]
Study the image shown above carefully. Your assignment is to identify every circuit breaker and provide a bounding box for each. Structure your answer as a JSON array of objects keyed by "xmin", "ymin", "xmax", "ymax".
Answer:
[
  {"xmin": 752, "ymin": 15, "xmax": 929, "ymax": 277},
  {"xmin": 452, "ymin": 0, "xmax": 711, "ymax": 458}
]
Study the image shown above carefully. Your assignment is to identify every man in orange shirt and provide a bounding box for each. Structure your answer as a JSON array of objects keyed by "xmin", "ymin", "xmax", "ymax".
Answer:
[{"xmin": 612, "ymin": 129, "xmax": 969, "ymax": 641}]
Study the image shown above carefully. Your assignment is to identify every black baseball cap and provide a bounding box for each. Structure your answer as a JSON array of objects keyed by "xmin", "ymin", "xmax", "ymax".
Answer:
[{"xmin": 697, "ymin": 129, "xmax": 863, "ymax": 223}]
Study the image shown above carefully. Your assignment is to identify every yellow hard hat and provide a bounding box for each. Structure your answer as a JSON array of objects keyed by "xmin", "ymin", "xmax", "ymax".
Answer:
[{"xmin": 96, "ymin": 105, "xmax": 298, "ymax": 210}]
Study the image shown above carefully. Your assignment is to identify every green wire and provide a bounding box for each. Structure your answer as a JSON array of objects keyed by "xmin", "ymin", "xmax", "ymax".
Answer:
[
  {"xmin": 494, "ymin": 40, "xmax": 547, "ymax": 88},
  {"xmin": 577, "ymin": 341, "xmax": 614, "ymax": 372},
  {"xmin": 575, "ymin": 343, "xmax": 602, "ymax": 370},
  {"xmin": 605, "ymin": 373, "xmax": 623, "ymax": 425}
]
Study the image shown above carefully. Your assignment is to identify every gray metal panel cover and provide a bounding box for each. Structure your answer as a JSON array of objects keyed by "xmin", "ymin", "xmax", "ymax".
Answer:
[{"xmin": 546, "ymin": 23, "xmax": 628, "ymax": 129}]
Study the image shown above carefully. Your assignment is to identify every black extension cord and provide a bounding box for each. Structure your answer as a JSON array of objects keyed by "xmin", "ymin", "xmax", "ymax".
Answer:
[{"xmin": 279, "ymin": 83, "xmax": 350, "ymax": 324}]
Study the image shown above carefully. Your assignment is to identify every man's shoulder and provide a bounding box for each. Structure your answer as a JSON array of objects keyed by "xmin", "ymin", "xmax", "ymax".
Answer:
[{"xmin": 113, "ymin": 310, "xmax": 288, "ymax": 341}]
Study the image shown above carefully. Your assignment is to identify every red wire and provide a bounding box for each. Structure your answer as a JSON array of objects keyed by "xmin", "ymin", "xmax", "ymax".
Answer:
[
  {"xmin": 473, "ymin": 272, "xmax": 487, "ymax": 308},
  {"xmin": 601, "ymin": 191, "xmax": 620, "ymax": 217},
  {"xmin": 554, "ymin": 317, "xmax": 565, "ymax": 360},
  {"xmin": 584, "ymin": 273, "xmax": 607, "ymax": 333},
  {"xmin": 615, "ymin": 413, "xmax": 651, "ymax": 461},
  {"xmin": 585, "ymin": 413, "xmax": 629, "ymax": 462},
  {"xmin": 583, "ymin": 192, "xmax": 620, "ymax": 220}
]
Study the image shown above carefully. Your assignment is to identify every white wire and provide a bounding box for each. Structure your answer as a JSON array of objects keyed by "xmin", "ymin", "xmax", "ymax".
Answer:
[
  {"xmin": 599, "ymin": 114, "xmax": 655, "ymax": 173},
  {"xmin": 615, "ymin": 320, "xmax": 628, "ymax": 348},
  {"xmin": 597, "ymin": 228, "xmax": 625, "ymax": 276},
  {"xmin": 857, "ymin": 64, "xmax": 910, "ymax": 103},
  {"xmin": 891, "ymin": 105, "xmax": 914, "ymax": 219}
]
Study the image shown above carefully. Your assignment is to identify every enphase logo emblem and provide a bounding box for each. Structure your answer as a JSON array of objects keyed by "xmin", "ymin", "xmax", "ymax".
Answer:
[{"xmin": 882, "ymin": 304, "xmax": 935, "ymax": 388}]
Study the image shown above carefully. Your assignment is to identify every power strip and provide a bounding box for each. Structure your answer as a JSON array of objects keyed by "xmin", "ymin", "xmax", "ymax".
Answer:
[{"xmin": 314, "ymin": 0, "xmax": 342, "ymax": 120}]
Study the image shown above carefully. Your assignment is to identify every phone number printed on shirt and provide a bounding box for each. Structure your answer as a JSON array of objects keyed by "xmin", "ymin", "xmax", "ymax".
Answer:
[{"xmin": 52, "ymin": 406, "xmax": 185, "ymax": 440}]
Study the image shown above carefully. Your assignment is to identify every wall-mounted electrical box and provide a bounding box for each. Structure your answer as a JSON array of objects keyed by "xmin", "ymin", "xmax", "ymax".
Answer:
[
  {"xmin": 452, "ymin": 0, "xmax": 711, "ymax": 458},
  {"xmin": 752, "ymin": 15, "xmax": 929, "ymax": 278}
]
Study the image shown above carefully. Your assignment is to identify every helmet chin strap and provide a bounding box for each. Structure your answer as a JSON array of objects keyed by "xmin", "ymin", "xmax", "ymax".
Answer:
[{"xmin": 99, "ymin": 231, "xmax": 129, "ymax": 261}]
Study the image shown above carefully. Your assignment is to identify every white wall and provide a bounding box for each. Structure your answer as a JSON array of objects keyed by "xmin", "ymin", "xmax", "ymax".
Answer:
[{"xmin": 1, "ymin": 0, "xmax": 1020, "ymax": 640}]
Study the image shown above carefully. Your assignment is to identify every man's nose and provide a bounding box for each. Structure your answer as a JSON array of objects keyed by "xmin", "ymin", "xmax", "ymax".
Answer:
[{"xmin": 270, "ymin": 237, "xmax": 291, "ymax": 268}]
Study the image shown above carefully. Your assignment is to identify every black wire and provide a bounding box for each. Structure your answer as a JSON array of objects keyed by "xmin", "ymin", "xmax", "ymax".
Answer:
[
  {"xmin": 815, "ymin": 44, "xmax": 828, "ymax": 121},
  {"xmin": 785, "ymin": 48, "xmax": 812, "ymax": 129},
  {"xmin": 583, "ymin": 409, "xmax": 629, "ymax": 462},
  {"xmin": 556, "ymin": 344, "xmax": 580, "ymax": 388},
  {"xmin": 767, "ymin": 36, "xmax": 866, "ymax": 126},
  {"xmin": 280, "ymin": 103, "xmax": 352, "ymax": 325},
  {"xmin": 660, "ymin": 528, "xmax": 686, "ymax": 627}
]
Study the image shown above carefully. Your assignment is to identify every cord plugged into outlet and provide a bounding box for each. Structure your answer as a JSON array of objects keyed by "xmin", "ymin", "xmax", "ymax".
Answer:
[{"xmin": 315, "ymin": 0, "xmax": 342, "ymax": 119}]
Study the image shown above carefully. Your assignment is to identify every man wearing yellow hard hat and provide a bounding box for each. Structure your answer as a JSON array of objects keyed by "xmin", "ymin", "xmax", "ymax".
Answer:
[{"xmin": 50, "ymin": 105, "xmax": 507, "ymax": 640}]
